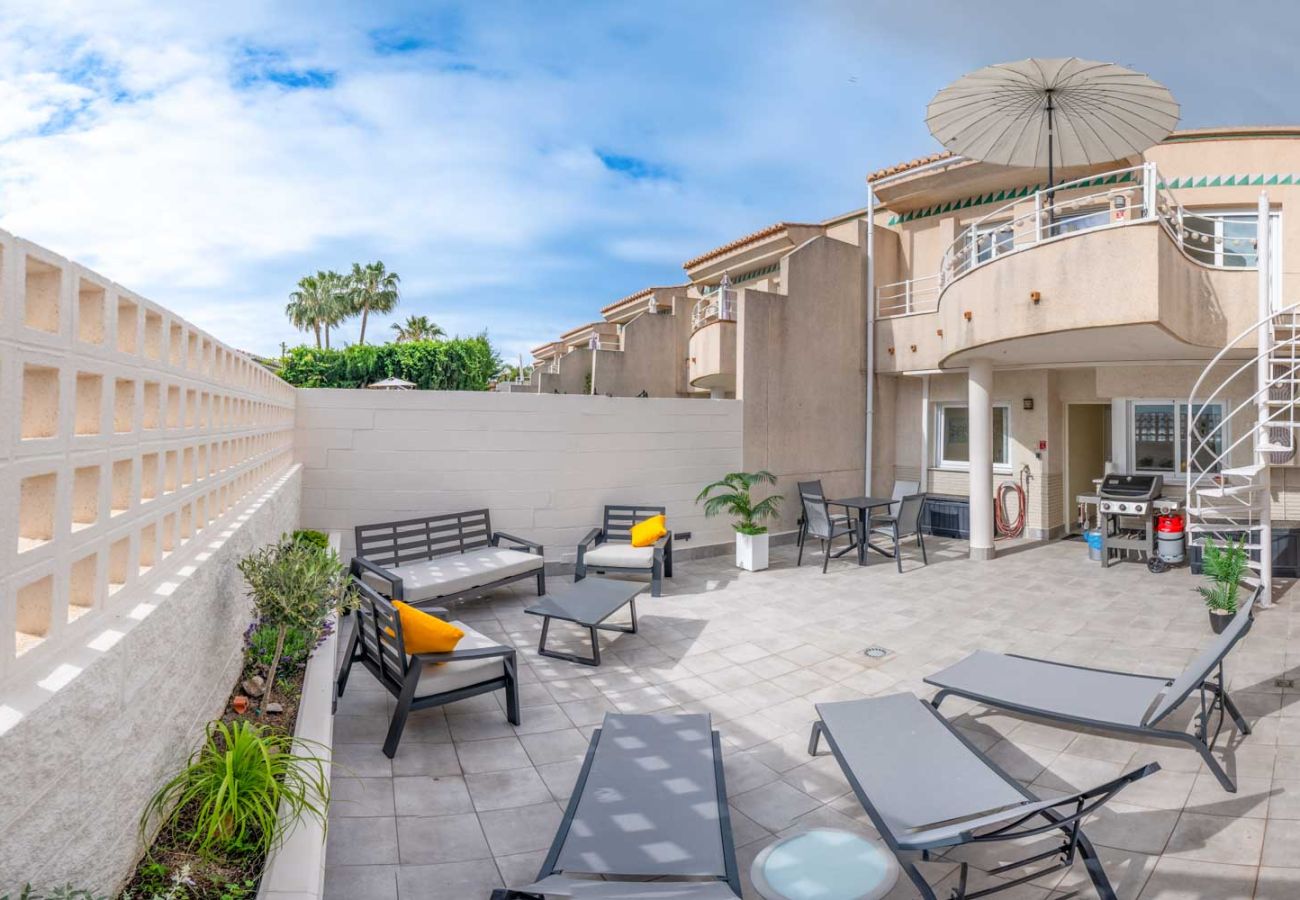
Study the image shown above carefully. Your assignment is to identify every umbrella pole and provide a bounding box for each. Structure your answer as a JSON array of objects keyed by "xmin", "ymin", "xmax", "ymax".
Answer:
[{"xmin": 1045, "ymin": 93, "xmax": 1055, "ymax": 229}]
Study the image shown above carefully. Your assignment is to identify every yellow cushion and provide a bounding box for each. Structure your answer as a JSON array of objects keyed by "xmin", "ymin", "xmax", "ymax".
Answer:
[
  {"xmin": 390, "ymin": 601, "xmax": 464, "ymax": 654},
  {"xmin": 630, "ymin": 514, "xmax": 668, "ymax": 547}
]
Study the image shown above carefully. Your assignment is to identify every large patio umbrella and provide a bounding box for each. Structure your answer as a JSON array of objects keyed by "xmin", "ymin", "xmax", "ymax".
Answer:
[
  {"xmin": 925, "ymin": 58, "xmax": 1180, "ymax": 194},
  {"xmin": 366, "ymin": 376, "xmax": 415, "ymax": 390}
]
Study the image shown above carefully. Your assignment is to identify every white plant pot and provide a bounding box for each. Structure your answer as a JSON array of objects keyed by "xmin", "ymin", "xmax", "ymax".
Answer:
[{"xmin": 736, "ymin": 532, "xmax": 769, "ymax": 571}]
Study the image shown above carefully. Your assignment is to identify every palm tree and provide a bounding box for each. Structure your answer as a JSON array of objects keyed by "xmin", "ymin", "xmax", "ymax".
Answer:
[
  {"xmin": 695, "ymin": 470, "xmax": 783, "ymax": 534},
  {"xmin": 286, "ymin": 274, "xmax": 328, "ymax": 348},
  {"xmin": 318, "ymin": 270, "xmax": 351, "ymax": 348},
  {"xmin": 390, "ymin": 314, "xmax": 445, "ymax": 343},
  {"xmin": 349, "ymin": 261, "xmax": 400, "ymax": 346}
]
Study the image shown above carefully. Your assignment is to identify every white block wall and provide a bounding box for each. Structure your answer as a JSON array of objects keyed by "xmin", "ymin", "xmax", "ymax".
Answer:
[
  {"xmin": 295, "ymin": 390, "xmax": 744, "ymax": 561},
  {"xmin": 0, "ymin": 227, "xmax": 300, "ymax": 889}
]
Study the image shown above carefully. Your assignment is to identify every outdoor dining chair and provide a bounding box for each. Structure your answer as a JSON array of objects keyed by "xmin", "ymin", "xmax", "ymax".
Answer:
[
  {"xmin": 798, "ymin": 485, "xmax": 858, "ymax": 572},
  {"xmin": 871, "ymin": 492, "xmax": 928, "ymax": 572},
  {"xmin": 795, "ymin": 480, "xmax": 851, "ymax": 563}
]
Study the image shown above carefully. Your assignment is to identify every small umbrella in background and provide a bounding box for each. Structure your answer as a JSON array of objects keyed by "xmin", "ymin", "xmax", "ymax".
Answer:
[
  {"xmin": 367, "ymin": 377, "xmax": 415, "ymax": 390},
  {"xmin": 926, "ymin": 57, "xmax": 1180, "ymax": 196}
]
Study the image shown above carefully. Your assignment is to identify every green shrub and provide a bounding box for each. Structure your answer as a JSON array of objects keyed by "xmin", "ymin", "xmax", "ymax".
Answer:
[
  {"xmin": 244, "ymin": 620, "xmax": 314, "ymax": 673},
  {"xmin": 278, "ymin": 335, "xmax": 500, "ymax": 390},
  {"xmin": 238, "ymin": 536, "xmax": 354, "ymax": 714},
  {"xmin": 140, "ymin": 720, "xmax": 328, "ymax": 857},
  {"xmin": 292, "ymin": 529, "xmax": 329, "ymax": 550}
]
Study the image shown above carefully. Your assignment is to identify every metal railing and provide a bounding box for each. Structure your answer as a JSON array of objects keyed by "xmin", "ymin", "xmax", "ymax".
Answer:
[
  {"xmin": 691, "ymin": 289, "xmax": 737, "ymax": 331},
  {"xmin": 875, "ymin": 162, "xmax": 1259, "ymax": 318}
]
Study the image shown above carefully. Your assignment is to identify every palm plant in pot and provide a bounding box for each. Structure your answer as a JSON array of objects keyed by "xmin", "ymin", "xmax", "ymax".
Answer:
[
  {"xmin": 1198, "ymin": 536, "xmax": 1248, "ymax": 633},
  {"xmin": 697, "ymin": 470, "xmax": 782, "ymax": 571}
]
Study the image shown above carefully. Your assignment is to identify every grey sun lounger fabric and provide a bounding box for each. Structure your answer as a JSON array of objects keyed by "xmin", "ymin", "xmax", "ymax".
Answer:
[
  {"xmin": 555, "ymin": 713, "xmax": 725, "ymax": 877},
  {"xmin": 516, "ymin": 876, "xmax": 739, "ymax": 898},
  {"xmin": 494, "ymin": 712, "xmax": 741, "ymax": 899},
  {"xmin": 811, "ymin": 692, "xmax": 1156, "ymax": 900},
  {"xmin": 816, "ymin": 693, "xmax": 1043, "ymax": 847},
  {"xmin": 924, "ymin": 650, "xmax": 1167, "ymax": 727},
  {"xmin": 925, "ymin": 592, "xmax": 1258, "ymax": 792}
]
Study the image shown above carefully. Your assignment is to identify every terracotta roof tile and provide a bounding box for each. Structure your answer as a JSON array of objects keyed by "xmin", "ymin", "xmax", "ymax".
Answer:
[
  {"xmin": 867, "ymin": 150, "xmax": 957, "ymax": 184},
  {"xmin": 682, "ymin": 222, "xmax": 820, "ymax": 271},
  {"xmin": 600, "ymin": 284, "xmax": 688, "ymax": 315}
]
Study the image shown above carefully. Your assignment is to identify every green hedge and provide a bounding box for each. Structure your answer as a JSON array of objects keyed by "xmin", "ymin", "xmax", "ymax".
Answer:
[{"xmin": 278, "ymin": 336, "xmax": 500, "ymax": 390}]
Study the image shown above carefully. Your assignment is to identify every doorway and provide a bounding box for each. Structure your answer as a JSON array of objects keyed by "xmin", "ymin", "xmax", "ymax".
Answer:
[{"xmin": 1065, "ymin": 404, "xmax": 1111, "ymax": 535}]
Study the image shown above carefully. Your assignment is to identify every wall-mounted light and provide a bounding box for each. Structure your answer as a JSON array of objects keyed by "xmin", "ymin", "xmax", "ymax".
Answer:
[
  {"xmin": 963, "ymin": 311, "xmax": 973, "ymax": 321},
  {"xmin": 910, "ymin": 344, "xmax": 917, "ymax": 353},
  {"xmin": 1030, "ymin": 291, "xmax": 1042, "ymax": 304},
  {"xmin": 936, "ymin": 328, "xmax": 944, "ymax": 337},
  {"xmin": 888, "ymin": 346, "xmax": 895, "ymax": 355},
  {"xmin": 1023, "ymin": 398, "xmax": 1034, "ymax": 410}
]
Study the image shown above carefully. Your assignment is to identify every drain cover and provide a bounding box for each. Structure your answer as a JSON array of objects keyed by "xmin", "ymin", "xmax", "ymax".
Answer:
[{"xmin": 863, "ymin": 646, "xmax": 891, "ymax": 659}]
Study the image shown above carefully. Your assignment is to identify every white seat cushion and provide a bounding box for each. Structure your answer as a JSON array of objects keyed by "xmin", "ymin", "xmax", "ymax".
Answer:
[
  {"xmin": 416, "ymin": 622, "xmax": 506, "ymax": 696},
  {"xmin": 582, "ymin": 542, "xmax": 655, "ymax": 569},
  {"xmin": 367, "ymin": 547, "xmax": 543, "ymax": 603}
]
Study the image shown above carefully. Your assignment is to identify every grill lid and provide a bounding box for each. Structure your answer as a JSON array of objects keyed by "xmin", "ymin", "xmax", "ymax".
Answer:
[{"xmin": 1098, "ymin": 473, "xmax": 1163, "ymax": 501}]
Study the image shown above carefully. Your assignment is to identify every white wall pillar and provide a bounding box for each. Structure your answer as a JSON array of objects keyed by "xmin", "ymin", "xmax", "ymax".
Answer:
[{"xmin": 968, "ymin": 358, "xmax": 995, "ymax": 560}]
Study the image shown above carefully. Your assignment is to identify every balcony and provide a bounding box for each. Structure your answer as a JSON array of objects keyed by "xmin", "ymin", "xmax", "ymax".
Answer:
[
  {"xmin": 688, "ymin": 290, "xmax": 737, "ymax": 392},
  {"xmin": 876, "ymin": 163, "xmax": 1261, "ymax": 320}
]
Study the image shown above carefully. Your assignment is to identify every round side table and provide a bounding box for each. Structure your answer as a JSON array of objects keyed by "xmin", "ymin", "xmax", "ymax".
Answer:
[{"xmin": 750, "ymin": 827, "xmax": 900, "ymax": 900}]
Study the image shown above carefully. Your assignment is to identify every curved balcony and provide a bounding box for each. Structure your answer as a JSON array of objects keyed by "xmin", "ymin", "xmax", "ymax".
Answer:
[
  {"xmin": 688, "ymin": 318, "xmax": 736, "ymax": 392},
  {"xmin": 878, "ymin": 220, "xmax": 1257, "ymax": 371},
  {"xmin": 876, "ymin": 163, "xmax": 1261, "ymax": 320}
]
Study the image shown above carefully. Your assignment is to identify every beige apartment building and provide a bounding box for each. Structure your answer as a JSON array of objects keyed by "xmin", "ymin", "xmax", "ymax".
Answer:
[{"xmin": 519, "ymin": 127, "xmax": 1300, "ymax": 576}]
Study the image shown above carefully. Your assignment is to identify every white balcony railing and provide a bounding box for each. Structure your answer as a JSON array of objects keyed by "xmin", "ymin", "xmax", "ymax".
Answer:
[
  {"xmin": 875, "ymin": 162, "xmax": 1259, "ymax": 318},
  {"xmin": 691, "ymin": 289, "xmax": 737, "ymax": 331}
]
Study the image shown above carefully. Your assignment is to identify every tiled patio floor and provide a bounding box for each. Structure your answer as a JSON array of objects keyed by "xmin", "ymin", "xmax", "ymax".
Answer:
[{"xmin": 323, "ymin": 537, "xmax": 1300, "ymax": 899}]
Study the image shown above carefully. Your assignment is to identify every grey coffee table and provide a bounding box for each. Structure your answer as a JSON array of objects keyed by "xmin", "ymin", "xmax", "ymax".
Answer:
[{"xmin": 525, "ymin": 577, "xmax": 644, "ymax": 666}]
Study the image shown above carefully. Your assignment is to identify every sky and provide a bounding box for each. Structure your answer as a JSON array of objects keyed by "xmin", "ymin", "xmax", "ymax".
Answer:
[{"xmin": 0, "ymin": 1, "xmax": 1296, "ymax": 362}]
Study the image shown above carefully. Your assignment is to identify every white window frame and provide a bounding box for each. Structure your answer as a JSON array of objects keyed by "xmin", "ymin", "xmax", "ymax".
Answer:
[
  {"xmin": 934, "ymin": 402, "xmax": 1011, "ymax": 471},
  {"xmin": 1126, "ymin": 399, "xmax": 1228, "ymax": 479}
]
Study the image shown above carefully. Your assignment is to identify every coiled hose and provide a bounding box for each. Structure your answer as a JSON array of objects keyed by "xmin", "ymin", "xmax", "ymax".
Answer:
[{"xmin": 994, "ymin": 478, "xmax": 1026, "ymax": 538}]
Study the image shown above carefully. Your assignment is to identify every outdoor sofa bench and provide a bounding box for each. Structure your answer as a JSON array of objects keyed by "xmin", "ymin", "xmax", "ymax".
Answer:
[
  {"xmin": 926, "ymin": 584, "xmax": 1260, "ymax": 792},
  {"xmin": 337, "ymin": 577, "xmax": 519, "ymax": 758},
  {"xmin": 352, "ymin": 509, "xmax": 545, "ymax": 608},
  {"xmin": 575, "ymin": 504, "xmax": 673, "ymax": 597},
  {"xmin": 492, "ymin": 712, "xmax": 741, "ymax": 899},
  {"xmin": 809, "ymin": 692, "xmax": 1157, "ymax": 900}
]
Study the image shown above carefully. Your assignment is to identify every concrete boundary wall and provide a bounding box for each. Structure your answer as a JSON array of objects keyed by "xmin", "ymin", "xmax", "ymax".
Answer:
[
  {"xmin": 0, "ymin": 465, "xmax": 301, "ymax": 890},
  {"xmin": 295, "ymin": 390, "xmax": 744, "ymax": 562}
]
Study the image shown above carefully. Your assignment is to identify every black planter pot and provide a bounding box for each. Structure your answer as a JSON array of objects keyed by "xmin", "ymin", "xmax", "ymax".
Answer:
[{"xmin": 1209, "ymin": 610, "xmax": 1234, "ymax": 634}]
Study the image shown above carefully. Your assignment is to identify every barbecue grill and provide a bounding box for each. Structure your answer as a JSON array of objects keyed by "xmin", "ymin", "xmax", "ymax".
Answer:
[{"xmin": 1098, "ymin": 473, "xmax": 1164, "ymax": 566}]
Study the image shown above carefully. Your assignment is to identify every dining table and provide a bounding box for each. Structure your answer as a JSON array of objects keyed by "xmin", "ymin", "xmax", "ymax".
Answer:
[{"xmin": 826, "ymin": 496, "xmax": 896, "ymax": 566}]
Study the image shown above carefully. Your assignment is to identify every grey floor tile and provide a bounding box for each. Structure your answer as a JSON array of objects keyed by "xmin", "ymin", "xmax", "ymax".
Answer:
[
  {"xmin": 324, "ymin": 864, "xmax": 398, "ymax": 900},
  {"xmin": 478, "ymin": 801, "xmax": 565, "ymax": 856},
  {"xmin": 326, "ymin": 816, "xmax": 399, "ymax": 866},
  {"xmin": 331, "ymin": 776, "xmax": 395, "ymax": 818},
  {"xmin": 396, "ymin": 812, "xmax": 492, "ymax": 865},
  {"xmin": 393, "ymin": 775, "xmax": 474, "ymax": 817},
  {"xmin": 457, "ymin": 736, "xmax": 532, "ymax": 774},
  {"xmin": 465, "ymin": 767, "xmax": 554, "ymax": 812},
  {"xmin": 395, "ymin": 858, "xmax": 503, "ymax": 899}
]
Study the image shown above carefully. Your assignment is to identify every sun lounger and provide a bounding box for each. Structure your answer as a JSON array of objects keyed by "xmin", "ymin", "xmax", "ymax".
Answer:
[
  {"xmin": 492, "ymin": 712, "xmax": 741, "ymax": 899},
  {"xmin": 925, "ymin": 587, "xmax": 1259, "ymax": 792},
  {"xmin": 809, "ymin": 693, "xmax": 1157, "ymax": 900}
]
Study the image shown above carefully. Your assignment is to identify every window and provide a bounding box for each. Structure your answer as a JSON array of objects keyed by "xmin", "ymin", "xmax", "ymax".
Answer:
[
  {"xmin": 959, "ymin": 220, "xmax": 1014, "ymax": 264},
  {"xmin": 937, "ymin": 404, "xmax": 1009, "ymax": 468},
  {"xmin": 1049, "ymin": 206, "xmax": 1109, "ymax": 238},
  {"xmin": 1129, "ymin": 400, "xmax": 1224, "ymax": 474},
  {"xmin": 1181, "ymin": 211, "xmax": 1270, "ymax": 268}
]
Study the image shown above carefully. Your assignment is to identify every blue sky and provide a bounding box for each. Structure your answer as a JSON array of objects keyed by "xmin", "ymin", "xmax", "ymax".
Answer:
[{"xmin": 0, "ymin": 1, "xmax": 1294, "ymax": 360}]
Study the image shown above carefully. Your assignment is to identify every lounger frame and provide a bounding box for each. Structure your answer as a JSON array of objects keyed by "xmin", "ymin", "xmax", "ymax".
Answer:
[
  {"xmin": 809, "ymin": 701, "xmax": 1156, "ymax": 900},
  {"xmin": 492, "ymin": 720, "xmax": 741, "ymax": 899},
  {"xmin": 927, "ymin": 588, "xmax": 1259, "ymax": 792}
]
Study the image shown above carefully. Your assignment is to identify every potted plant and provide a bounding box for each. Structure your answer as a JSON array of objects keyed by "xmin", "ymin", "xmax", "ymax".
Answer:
[
  {"xmin": 1198, "ymin": 536, "xmax": 1247, "ymax": 633},
  {"xmin": 696, "ymin": 470, "xmax": 783, "ymax": 571}
]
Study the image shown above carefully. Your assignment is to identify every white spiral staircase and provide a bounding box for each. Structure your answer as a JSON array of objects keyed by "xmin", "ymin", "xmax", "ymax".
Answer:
[{"xmin": 1185, "ymin": 198, "xmax": 1285, "ymax": 605}]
